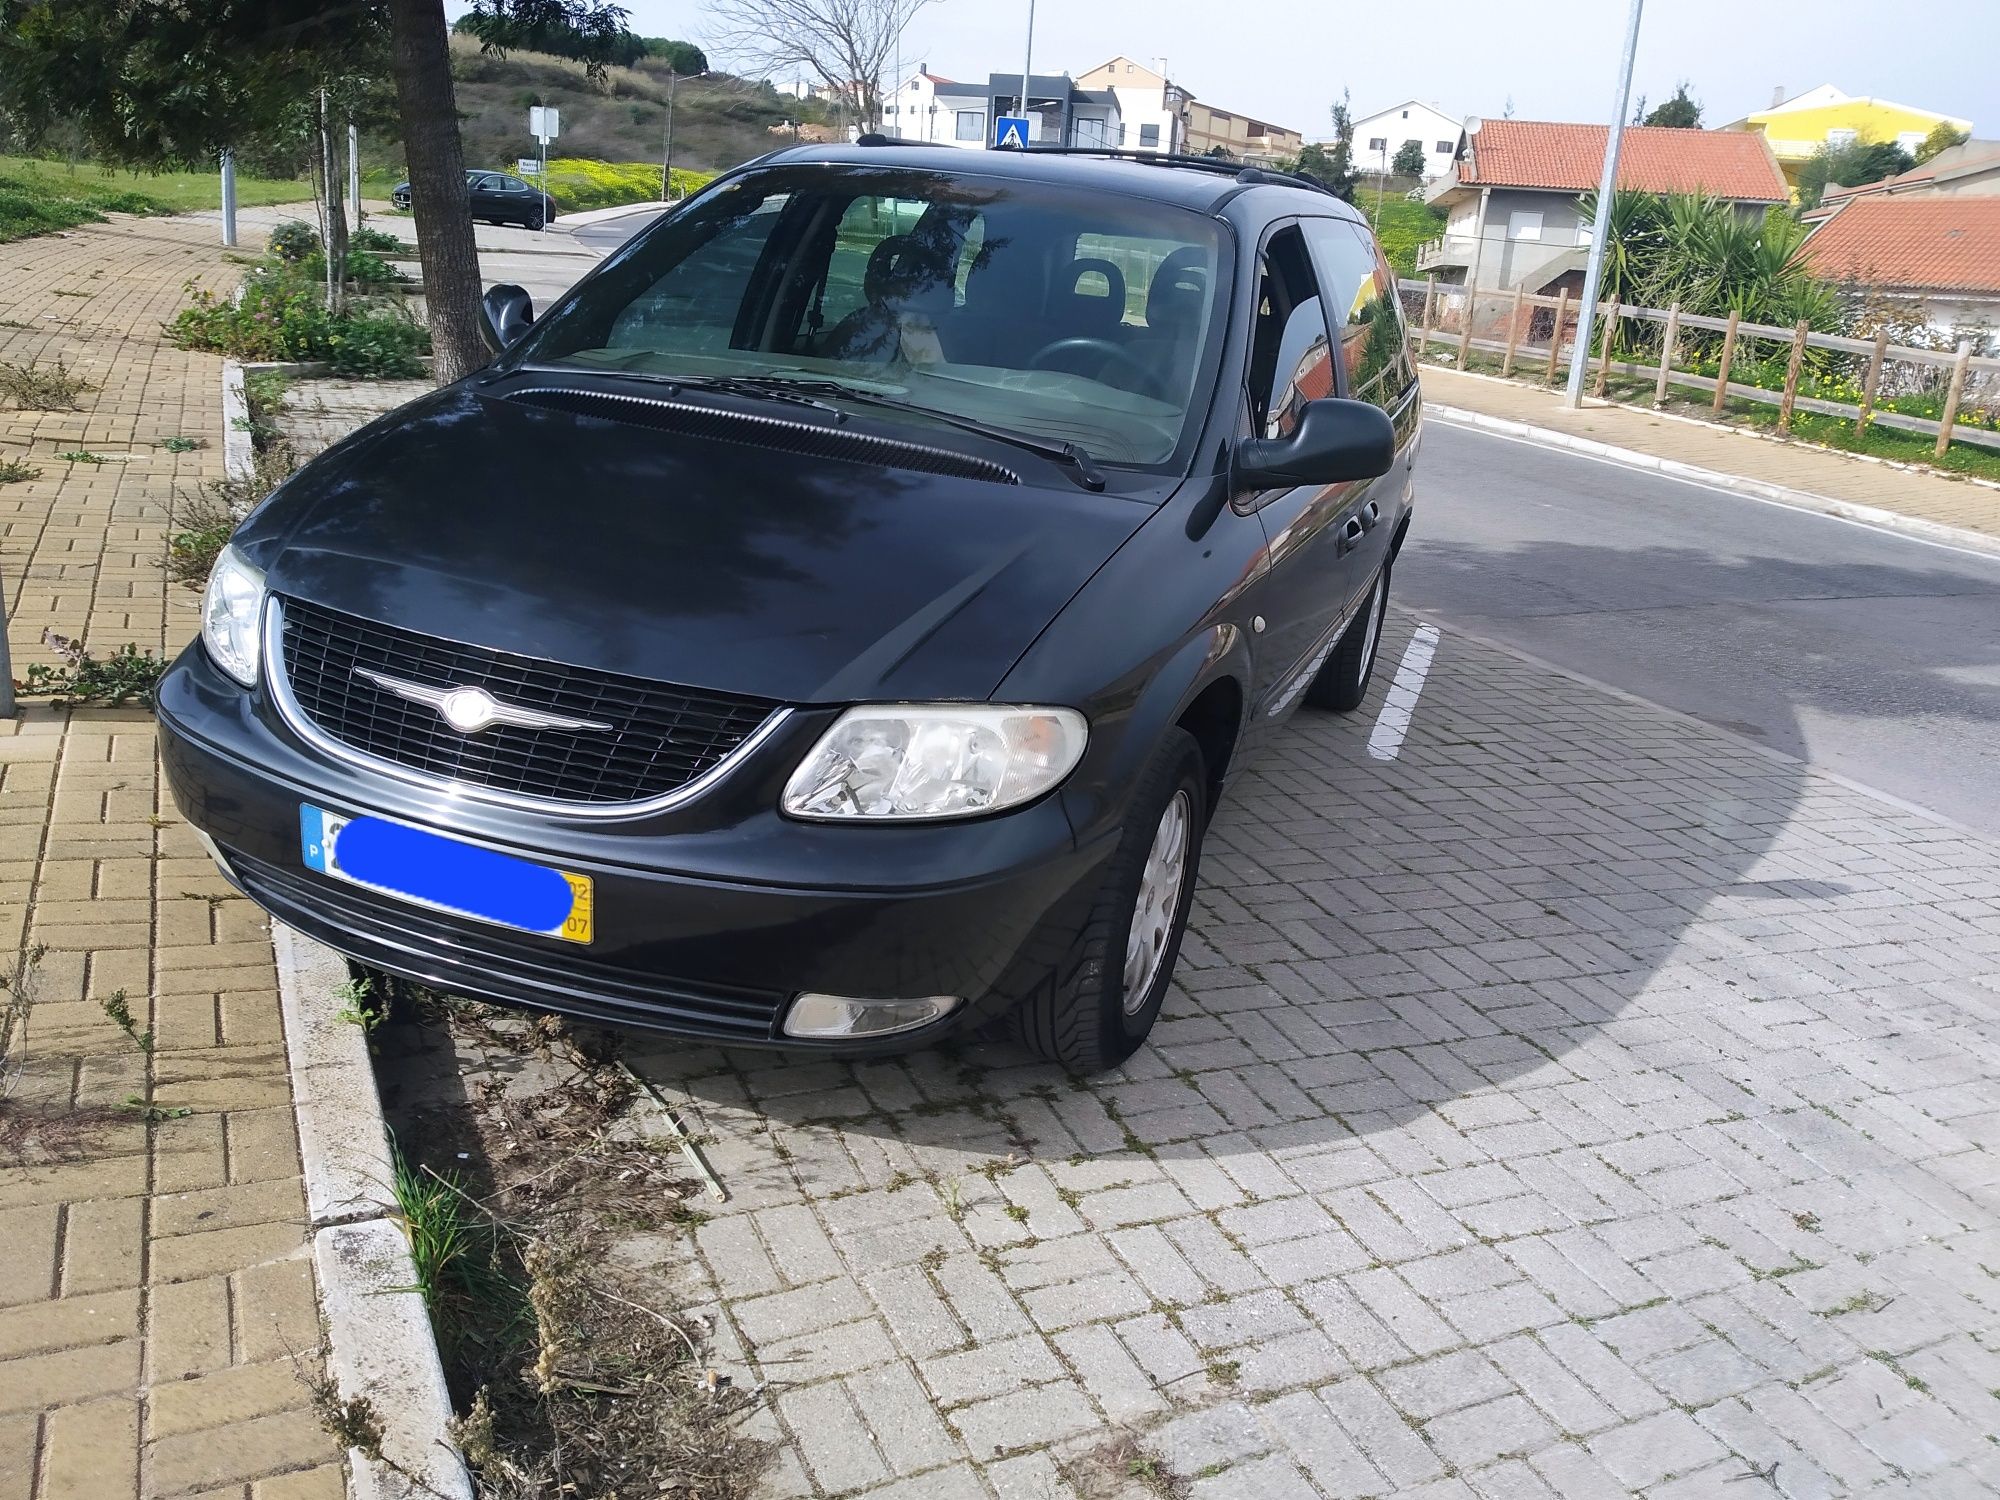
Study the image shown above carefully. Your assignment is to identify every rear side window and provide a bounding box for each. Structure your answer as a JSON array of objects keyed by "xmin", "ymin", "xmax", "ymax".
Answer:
[{"xmin": 1301, "ymin": 218, "xmax": 1414, "ymax": 411}]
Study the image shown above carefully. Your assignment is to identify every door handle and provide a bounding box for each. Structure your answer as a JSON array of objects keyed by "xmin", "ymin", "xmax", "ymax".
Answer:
[
  {"xmin": 1338, "ymin": 516, "xmax": 1365, "ymax": 554},
  {"xmin": 1360, "ymin": 501, "xmax": 1381, "ymax": 530}
]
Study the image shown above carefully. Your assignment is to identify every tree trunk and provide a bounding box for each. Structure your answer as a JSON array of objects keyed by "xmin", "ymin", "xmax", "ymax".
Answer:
[{"xmin": 386, "ymin": 0, "xmax": 484, "ymax": 384}]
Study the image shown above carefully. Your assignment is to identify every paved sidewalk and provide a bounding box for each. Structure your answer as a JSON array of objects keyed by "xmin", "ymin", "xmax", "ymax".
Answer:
[
  {"xmin": 2, "ymin": 215, "xmax": 341, "ymax": 1499},
  {"xmin": 383, "ymin": 608, "xmax": 2000, "ymax": 1498},
  {"xmin": 1421, "ymin": 365, "xmax": 2000, "ymax": 545}
]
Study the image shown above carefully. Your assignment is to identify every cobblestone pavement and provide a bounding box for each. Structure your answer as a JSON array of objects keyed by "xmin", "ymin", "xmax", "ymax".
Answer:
[
  {"xmin": 509, "ymin": 610, "xmax": 2000, "ymax": 1499},
  {"xmin": 1420, "ymin": 365, "xmax": 2000, "ymax": 545},
  {"xmin": 2, "ymin": 214, "xmax": 342, "ymax": 1499}
]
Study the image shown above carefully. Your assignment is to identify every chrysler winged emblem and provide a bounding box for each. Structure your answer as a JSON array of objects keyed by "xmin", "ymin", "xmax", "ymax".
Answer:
[{"xmin": 354, "ymin": 668, "xmax": 611, "ymax": 735}]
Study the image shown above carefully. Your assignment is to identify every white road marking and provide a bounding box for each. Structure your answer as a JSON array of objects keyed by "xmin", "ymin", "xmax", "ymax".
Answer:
[{"xmin": 1368, "ymin": 624, "xmax": 1440, "ymax": 761}]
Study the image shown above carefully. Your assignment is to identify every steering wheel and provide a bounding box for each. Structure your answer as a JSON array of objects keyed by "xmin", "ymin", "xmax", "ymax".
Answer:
[{"xmin": 1027, "ymin": 337, "xmax": 1165, "ymax": 399}]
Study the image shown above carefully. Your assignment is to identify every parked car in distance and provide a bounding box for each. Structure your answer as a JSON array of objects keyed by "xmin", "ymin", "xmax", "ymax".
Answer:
[
  {"xmin": 158, "ymin": 142, "xmax": 1421, "ymax": 1072},
  {"xmin": 392, "ymin": 168, "xmax": 546, "ymax": 230}
]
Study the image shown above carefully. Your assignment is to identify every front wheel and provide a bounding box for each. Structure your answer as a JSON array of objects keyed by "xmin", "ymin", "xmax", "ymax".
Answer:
[
  {"xmin": 1012, "ymin": 728, "xmax": 1207, "ymax": 1072},
  {"xmin": 1304, "ymin": 564, "xmax": 1390, "ymax": 713}
]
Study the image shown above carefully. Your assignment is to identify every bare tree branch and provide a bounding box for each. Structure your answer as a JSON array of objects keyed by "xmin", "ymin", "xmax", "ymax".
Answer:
[{"xmin": 702, "ymin": 0, "xmax": 937, "ymax": 127}]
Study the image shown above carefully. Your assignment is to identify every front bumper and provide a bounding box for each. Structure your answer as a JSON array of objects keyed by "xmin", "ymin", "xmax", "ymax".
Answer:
[{"xmin": 155, "ymin": 644, "xmax": 1107, "ymax": 1054}]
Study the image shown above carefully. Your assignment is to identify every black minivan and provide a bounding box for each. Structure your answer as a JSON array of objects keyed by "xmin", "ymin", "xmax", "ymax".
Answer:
[{"xmin": 158, "ymin": 143, "xmax": 1420, "ymax": 1072}]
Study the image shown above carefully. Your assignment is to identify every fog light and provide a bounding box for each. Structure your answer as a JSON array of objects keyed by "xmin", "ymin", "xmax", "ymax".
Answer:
[{"xmin": 783, "ymin": 992, "xmax": 960, "ymax": 1039}]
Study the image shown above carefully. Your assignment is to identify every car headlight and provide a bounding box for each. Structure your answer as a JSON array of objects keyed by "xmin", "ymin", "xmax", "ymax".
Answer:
[
  {"xmin": 201, "ymin": 544, "xmax": 266, "ymax": 687},
  {"xmin": 782, "ymin": 705, "xmax": 1088, "ymax": 821}
]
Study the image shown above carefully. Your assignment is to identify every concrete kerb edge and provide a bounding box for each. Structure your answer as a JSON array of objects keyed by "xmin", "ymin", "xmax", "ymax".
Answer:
[
  {"xmin": 272, "ymin": 920, "xmax": 472, "ymax": 1500},
  {"xmin": 221, "ymin": 359, "xmax": 252, "ymax": 482},
  {"xmin": 1423, "ymin": 401, "xmax": 2000, "ymax": 562}
]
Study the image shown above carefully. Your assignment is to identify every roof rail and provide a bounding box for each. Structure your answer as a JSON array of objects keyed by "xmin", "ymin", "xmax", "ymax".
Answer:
[
  {"xmin": 1011, "ymin": 145, "xmax": 1336, "ymax": 196},
  {"xmin": 852, "ymin": 132, "xmax": 955, "ymax": 149}
]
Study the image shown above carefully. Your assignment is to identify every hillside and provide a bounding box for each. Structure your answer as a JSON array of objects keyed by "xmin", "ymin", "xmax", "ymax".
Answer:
[{"xmin": 442, "ymin": 34, "xmax": 806, "ymax": 178}]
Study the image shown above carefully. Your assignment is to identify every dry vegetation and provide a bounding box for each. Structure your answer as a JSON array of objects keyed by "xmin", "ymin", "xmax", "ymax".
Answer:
[
  {"xmin": 448, "ymin": 34, "xmax": 804, "ymax": 176},
  {"xmin": 379, "ymin": 992, "xmax": 770, "ymax": 1499}
]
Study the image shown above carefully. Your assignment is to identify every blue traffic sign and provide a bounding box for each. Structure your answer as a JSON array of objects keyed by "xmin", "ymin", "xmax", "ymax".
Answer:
[{"xmin": 993, "ymin": 115, "xmax": 1031, "ymax": 150}]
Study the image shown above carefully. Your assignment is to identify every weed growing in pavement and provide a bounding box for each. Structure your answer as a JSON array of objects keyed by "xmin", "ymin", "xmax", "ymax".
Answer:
[
  {"xmin": 1, "ymin": 943, "xmax": 48, "ymax": 1098},
  {"xmin": 99, "ymin": 990, "xmax": 153, "ymax": 1053},
  {"xmin": 0, "ymin": 358, "xmax": 92, "ymax": 409},
  {"xmin": 56, "ymin": 450, "xmax": 107, "ymax": 464},
  {"xmin": 15, "ymin": 631, "xmax": 166, "ymax": 707},
  {"xmin": 333, "ymin": 975, "xmax": 384, "ymax": 1033},
  {"xmin": 302, "ymin": 1368, "xmax": 387, "ymax": 1459},
  {"xmin": 157, "ymin": 435, "xmax": 203, "ymax": 453},
  {"xmin": 165, "ymin": 446, "xmax": 293, "ymax": 587},
  {"xmin": 123, "ymin": 1097, "xmax": 192, "ymax": 1123},
  {"xmin": 1063, "ymin": 1432, "xmax": 1190, "ymax": 1499},
  {"xmin": 0, "ymin": 458, "xmax": 40, "ymax": 483},
  {"xmin": 391, "ymin": 1145, "xmax": 510, "ymax": 1341}
]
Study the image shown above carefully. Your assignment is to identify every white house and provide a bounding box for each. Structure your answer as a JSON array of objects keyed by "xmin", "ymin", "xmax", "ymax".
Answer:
[
  {"xmin": 882, "ymin": 68, "xmax": 1122, "ymax": 152},
  {"xmin": 1349, "ymin": 100, "xmax": 1463, "ymax": 180},
  {"xmin": 1075, "ymin": 56, "xmax": 1192, "ymax": 154}
]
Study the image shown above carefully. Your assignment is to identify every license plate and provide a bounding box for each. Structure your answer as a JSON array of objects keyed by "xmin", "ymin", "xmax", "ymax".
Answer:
[{"xmin": 300, "ymin": 804, "xmax": 592, "ymax": 944}]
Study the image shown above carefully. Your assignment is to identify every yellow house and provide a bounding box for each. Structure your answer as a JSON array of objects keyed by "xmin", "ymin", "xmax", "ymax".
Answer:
[{"xmin": 1724, "ymin": 85, "xmax": 1974, "ymax": 194}]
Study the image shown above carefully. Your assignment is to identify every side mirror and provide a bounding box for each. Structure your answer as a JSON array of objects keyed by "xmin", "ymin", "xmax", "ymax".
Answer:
[
  {"xmin": 480, "ymin": 283, "xmax": 535, "ymax": 354},
  {"xmin": 1233, "ymin": 398, "xmax": 1396, "ymax": 489}
]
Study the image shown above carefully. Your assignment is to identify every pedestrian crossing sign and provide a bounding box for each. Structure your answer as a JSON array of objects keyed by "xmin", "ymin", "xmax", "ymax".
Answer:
[{"xmin": 993, "ymin": 115, "xmax": 1031, "ymax": 150}]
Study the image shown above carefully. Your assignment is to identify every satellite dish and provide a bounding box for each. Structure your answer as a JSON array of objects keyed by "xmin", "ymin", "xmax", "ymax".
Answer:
[{"xmin": 1463, "ymin": 116, "xmax": 1483, "ymax": 136}]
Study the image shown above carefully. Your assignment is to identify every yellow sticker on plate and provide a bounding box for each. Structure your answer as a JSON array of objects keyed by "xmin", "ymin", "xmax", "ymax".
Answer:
[{"xmin": 559, "ymin": 872, "xmax": 594, "ymax": 945}]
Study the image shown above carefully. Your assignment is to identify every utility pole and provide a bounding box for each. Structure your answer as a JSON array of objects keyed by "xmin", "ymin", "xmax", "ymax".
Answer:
[
  {"xmin": 1565, "ymin": 0, "xmax": 1645, "ymax": 408},
  {"xmin": 1020, "ymin": 0, "xmax": 1035, "ymax": 141}
]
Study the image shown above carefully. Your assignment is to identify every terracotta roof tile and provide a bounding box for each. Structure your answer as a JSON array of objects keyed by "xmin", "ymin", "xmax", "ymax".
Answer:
[
  {"xmin": 1801, "ymin": 196, "xmax": 2000, "ymax": 293},
  {"xmin": 1461, "ymin": 120, "xmax": 1788, "ymax": 201}
]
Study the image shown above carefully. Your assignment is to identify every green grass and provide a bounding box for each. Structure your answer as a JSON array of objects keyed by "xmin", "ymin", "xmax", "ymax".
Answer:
[
  {"xmin": 0, "ymin": 155, "xmax": 308, "ymax": 242},
  {"xmin": 1358, "ymin": 193, "xmax": 1446, "ymax": 277}
]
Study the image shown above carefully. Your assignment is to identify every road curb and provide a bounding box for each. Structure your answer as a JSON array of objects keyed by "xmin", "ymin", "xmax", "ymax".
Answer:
[
  {"xmin": 272, "ymin": 923, "xmax": 473, "ymax": 1500},
  {"xmin": 221, "ymin": 360, "xmax": 252, "ymax": 482},
  {"xmin": 1425, "ymin": 401, "xmax": 2000, "ymax": 561}
]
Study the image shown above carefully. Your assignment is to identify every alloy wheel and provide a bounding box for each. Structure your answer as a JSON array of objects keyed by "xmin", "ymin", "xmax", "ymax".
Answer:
[{"xmin": 1123, "ymin": 789, "xmax": 1191, "ymax": 1013}]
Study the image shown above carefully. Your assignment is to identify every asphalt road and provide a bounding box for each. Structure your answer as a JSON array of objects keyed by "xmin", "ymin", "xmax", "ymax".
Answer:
[
  {"xmin": 571, "ymin": 209, "xmax": 663, "ymax": 257},
  {"xmin": 1396, "ymin": 419, "xmax": 2000, "ymax": 838}
]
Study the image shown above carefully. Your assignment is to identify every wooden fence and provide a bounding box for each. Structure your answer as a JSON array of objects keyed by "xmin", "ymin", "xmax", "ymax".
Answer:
[{"xmin": 1396, "ymin": 276, "xmax": 2000, "ymax": 458}]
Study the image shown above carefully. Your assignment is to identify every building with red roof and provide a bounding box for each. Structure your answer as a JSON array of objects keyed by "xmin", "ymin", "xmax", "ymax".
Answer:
[
  {"xmin": 1801, "ymin": 194, "xmax": 2000, "ymax": 347},
  {"xmin": 1420, "ymin": 120, "xmax": 1789, "ymax": 293}
]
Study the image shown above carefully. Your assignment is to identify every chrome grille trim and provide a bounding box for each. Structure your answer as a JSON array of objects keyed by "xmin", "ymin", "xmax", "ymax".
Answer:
[{"xmin": 263, "ymin": 596, "xmax": 792, "ymax": 819}]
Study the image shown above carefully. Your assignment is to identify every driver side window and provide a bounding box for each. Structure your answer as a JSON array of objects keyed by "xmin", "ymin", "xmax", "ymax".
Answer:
[{"xmin": 1246, "ymin": 225, "xmax": 1332, "ymax": 442}]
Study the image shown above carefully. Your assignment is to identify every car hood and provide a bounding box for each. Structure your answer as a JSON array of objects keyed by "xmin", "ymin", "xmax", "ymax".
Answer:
[{"xmin": 237, "ymin": 380, "xmax": 1154, "ymax": 706}]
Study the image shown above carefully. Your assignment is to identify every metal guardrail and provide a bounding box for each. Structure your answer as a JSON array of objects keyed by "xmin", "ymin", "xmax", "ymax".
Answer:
[{"xmin": 1396, "ymin": 276, "xmax": 1999, "ymax": 458}]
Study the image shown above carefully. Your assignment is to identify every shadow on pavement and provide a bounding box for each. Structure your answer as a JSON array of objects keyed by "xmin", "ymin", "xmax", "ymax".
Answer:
[{"xmin": 602, "ymin": 611, "xmax": 1830, "ymax": 1190}]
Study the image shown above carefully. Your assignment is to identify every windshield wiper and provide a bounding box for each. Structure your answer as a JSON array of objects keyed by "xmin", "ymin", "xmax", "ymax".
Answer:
[{"xmin": 755, "ymin": 378, "xmax": 1109, "ymax": 492}]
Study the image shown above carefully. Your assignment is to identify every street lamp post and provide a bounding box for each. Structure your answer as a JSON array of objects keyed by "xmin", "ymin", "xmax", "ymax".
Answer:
[
  {"xmin": 661, "ymin": 69, "xmax": 679, "ymax": 201},
  {"xmin": 1565, "ymin": 0, "xmax": 1646, "ymax": 407},
  {"xmin": 1019, "ymin": 0, "xmax": 1035, "ymax": 143}
]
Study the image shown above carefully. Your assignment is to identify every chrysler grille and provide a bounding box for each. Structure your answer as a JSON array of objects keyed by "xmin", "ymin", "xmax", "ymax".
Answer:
[{"xmin": 276, "ymin": 596, "xmax": 776, "ymax": 806}]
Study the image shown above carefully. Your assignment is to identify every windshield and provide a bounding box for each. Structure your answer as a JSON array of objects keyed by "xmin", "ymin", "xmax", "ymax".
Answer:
[{"xmin": 512, "ymin": 166, "xmax": 1230, "ymax": 467}]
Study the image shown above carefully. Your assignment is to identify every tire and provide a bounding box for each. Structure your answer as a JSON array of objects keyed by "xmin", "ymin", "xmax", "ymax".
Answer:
[
  {"xmin": 525, "ymin": 212, "xmax": 543, "ymax": 232},
  {"xmin": 1304, "ymin": 563, "xmax": 1390, "ymax": 713},
  {"xmin": 1012, "ymin": 727, "xmax": 1207, "ymax": 1073}
]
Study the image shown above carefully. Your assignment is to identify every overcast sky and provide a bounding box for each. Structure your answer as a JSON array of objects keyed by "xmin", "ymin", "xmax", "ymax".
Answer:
[{"xmin": 600, "ymin": 0, "xmax": 1993, "ymax": 140}]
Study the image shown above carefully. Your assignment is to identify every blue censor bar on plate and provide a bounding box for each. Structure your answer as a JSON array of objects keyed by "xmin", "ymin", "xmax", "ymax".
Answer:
[{"xmin": 300, "ymin": 805, "xmax": 593, "ymax": 944}]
